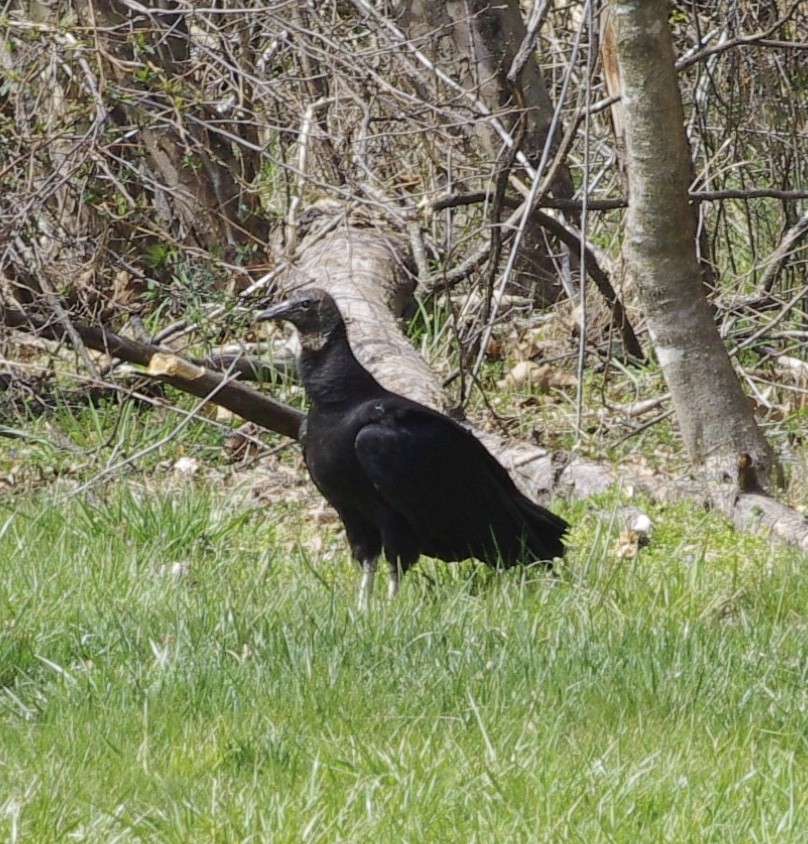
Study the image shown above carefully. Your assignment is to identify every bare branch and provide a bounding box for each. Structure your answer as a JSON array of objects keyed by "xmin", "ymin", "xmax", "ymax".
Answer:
[
  {"xmin": 1, "ymin": 307, "xmax": 305, "ymax": 441},
  {"xmin": 676, "ymin": 1, "xmax": 804, "ymax": 71}
]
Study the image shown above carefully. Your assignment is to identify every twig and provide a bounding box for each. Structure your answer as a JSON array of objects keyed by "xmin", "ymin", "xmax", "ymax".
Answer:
[
  {"xmin": 728, "ymin": 286, "xmax": 808, "ymax": 357},
  {"xmin": 676, "ymin": 2, "xmax": 803, "ymax": 71},
  {"xmin": 575, "ymin": 0, "xmax": 597, "ymax": 444},
  {"xmin": 431, "ymin": 192, "xmax": 627, "ymax": 213},
  {"xmin": 696, "ymin": 188, "xmax": 808, "ymax": 202},
  {"xmin": 507, "ymin": 1, "xmax": 552, "ymax": 84},
  {"xmin": 612, "ymin": 409, "xmax": 675, "ymax": 447},
  {"xmin": 431, "ymin": 187, "xmax": 808, "ymax": 213},
  {"xmin": 287, "ymin": 97, "xmax": 336, "ymax": 253},
  {"xmin": 531, "ymin": 210, "xmax": 644, "ymax": 361},
  {"xmin": 66, "ymin": 362, "xmax": 242, "ymax": 499},
  {"xmin": 756, "ymin": 211, "xmax": 808, "ymax": 296}
]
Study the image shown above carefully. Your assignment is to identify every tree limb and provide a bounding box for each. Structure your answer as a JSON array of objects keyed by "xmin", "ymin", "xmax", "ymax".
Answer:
[{"xmin": 1, "ymin": 307, "xmax": 305, "ymax": 441}]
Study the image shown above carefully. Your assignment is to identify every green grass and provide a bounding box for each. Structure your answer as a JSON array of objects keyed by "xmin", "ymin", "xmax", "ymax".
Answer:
[{"xmin": 1, "ymin": 476, "xmax": 807, "ymax": 842}]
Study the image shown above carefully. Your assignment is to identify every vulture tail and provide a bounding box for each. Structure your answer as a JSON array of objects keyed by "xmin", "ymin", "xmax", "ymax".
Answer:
[{"xmin": 516, "ymin": 497, "xmax": 569, "ymax": 562}]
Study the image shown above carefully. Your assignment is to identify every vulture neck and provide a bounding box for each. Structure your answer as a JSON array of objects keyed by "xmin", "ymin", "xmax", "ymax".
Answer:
[{"xmin": 298, "ymin": 323, "xmax": 387, "ymax": 409}]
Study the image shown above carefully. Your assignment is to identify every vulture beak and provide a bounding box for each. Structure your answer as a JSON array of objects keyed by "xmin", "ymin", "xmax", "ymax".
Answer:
[{"xmin": 254, "ymin": 300, "xmax": 296, "ymax": 323}]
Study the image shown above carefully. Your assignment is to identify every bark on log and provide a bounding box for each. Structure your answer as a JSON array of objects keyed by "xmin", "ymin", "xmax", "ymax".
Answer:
[{"xmin": 279, "ymin": 201, "xmax": 445, "ymax": 410}]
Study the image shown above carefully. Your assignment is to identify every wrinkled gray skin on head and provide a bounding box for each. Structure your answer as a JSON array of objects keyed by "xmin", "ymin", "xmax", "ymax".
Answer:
[{"xmin": 255, "ymin": 288, "xmax": 343, "ymax": 352}]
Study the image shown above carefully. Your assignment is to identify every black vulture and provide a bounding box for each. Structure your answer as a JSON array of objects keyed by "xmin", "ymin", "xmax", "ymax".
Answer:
[{"xmin": 257, "ymin": 289, "xmax": 568, "ymax": 608}]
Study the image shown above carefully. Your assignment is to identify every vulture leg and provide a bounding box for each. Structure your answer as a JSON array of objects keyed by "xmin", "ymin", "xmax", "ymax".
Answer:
[
  {"xmin": 387, "ymin": 564, "xmax": 400, "ymax": 601},
  {"xmin": 357, "ymin": 558, "xmax": 377, "ymax": 611}
]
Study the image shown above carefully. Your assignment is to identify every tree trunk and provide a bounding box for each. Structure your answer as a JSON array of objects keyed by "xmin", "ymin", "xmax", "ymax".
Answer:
[
  {"xmin": 74, "ymin": 0, "xmax": 267, "ymax": 258},
  {"xmin": 608, "ymin": 0, "xmax": 779, "ymax": 491},
  {"xmin": 1, "ymin": 0, "xmax": 268, "ymax": 319},
  {"xmin": 397, "ymin": 0, "xmax": 574, "ymax": 303},
  {"xmin": 600, "ymin": 4, "xmax": 715, "ymax": 287}
]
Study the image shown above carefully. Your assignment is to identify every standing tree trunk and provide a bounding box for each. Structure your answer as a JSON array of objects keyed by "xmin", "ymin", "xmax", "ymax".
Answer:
[
  {"xmin": 74, "ymin": 0, "xmax": 267, "ymax": 259},
  {"xmin": 397, "ymin": 0, "xmax": 574, "ymax": 304},
  {"xmin": 1, "ymin": 0, "xmax": 269, "ymax": 322},
  {"xmin": 609, "ymin": 0, "xmax": 779, "ymax": 490}
]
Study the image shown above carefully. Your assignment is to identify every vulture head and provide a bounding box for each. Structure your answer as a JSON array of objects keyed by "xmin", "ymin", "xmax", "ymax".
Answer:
[{"xmin": 256, "ymin": 288, "xmax": 344, "ymax": 350}]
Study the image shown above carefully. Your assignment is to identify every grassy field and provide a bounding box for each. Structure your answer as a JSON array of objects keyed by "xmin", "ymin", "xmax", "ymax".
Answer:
[{"xmin": 2, "ymin": 420, "xmax": 807, "ymax": 842}]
